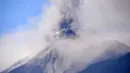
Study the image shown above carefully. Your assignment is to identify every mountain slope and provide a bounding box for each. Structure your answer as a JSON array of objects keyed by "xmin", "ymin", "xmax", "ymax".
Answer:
[
  {"xmin": 80, "ymin": 52, "xmax": 130, "ymax": 73},
  {"xmin": 1, "ymin": 40, "xmax": 130, "ymax": 73},
  {"xmin": 1, "ymin": 48, "xmax": 58, "ymax": 73}
]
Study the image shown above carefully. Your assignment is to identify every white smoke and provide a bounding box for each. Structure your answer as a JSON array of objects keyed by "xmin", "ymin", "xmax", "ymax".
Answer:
[
  {"xmin": 0, "ymin": 0, "xmax": 130, "ymax": 72},
  {"xmin": 42, "ymin": 0, "xmax": 130, "ymax": 73}
]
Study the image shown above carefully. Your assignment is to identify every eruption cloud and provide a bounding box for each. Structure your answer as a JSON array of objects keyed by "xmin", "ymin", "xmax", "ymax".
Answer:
[{"xmin": 0, "ymin": 0, "xmax": 130, "ymax": 73}]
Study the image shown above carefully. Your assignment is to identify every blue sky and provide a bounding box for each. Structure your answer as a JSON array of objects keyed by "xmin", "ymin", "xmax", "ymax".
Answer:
[{"xmin": 0, "ymin": 0, "xmax": 49, "ymax": 35}]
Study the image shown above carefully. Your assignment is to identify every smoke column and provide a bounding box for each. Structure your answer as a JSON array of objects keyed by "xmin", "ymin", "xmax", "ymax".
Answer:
[{"xmin": 36, "ymin": 0, "xmax": 130, "ymax": 73}]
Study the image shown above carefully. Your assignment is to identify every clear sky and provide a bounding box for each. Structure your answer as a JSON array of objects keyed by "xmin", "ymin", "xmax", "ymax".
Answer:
[{"xmin": 0, "ymin": 0, "xmax": 48, "ymax": 35}]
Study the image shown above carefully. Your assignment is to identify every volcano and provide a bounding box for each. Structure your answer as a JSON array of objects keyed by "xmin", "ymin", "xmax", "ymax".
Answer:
[{"xmin": 1, "ymin": 40, "xmax": 130, "ymax": 73}]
